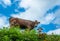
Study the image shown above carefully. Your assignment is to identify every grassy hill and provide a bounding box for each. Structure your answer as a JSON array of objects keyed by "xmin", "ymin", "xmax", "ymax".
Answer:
[{"xmin": 0, "ymin": 26, "xmax": 60, "ymax": 41}]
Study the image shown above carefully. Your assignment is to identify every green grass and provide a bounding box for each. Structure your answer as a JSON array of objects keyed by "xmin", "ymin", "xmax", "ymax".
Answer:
[{"xmin": 0, "ymin": 26, "xmax": 60, "ymax": 41}]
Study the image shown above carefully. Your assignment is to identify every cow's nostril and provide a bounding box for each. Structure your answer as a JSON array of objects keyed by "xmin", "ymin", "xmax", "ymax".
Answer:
[{"xmin": 35, "ymin": 26, "xmax": 37, "ymax": 27}]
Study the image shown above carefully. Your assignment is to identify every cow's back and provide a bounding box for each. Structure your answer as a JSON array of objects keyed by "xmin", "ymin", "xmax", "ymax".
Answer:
[{"xmin": 17, "ymin": 18, "xmax": 35, "ymax": 26}]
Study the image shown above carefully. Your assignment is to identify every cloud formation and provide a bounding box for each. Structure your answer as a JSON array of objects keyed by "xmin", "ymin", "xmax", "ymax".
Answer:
[
  {"xmin": 53, "ymin": 9, "xmax": 60, "ymax": 25},
  {"xmin": 0, "ymin": 0, "xmax": 11, "ymax": 8},
  {"xmin": 47, "ymin": 29, "xmax": 60, "ymax": 35},
  {"xmin": 2, "ymin": 0, "xmax": 11, "ymax": 6},
  {"xmin": 0, "ymin": 15, "xmax": 9, "ymax": 28},
  {"xmin": 12, "ymin": 0, "xmax": 60, "ymax": 25}
]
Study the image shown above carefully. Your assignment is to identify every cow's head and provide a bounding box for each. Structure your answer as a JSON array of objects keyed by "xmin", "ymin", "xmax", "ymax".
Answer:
[{"xmin": 34, "ymin": 20, "xmax": 40, "ymax": 27}]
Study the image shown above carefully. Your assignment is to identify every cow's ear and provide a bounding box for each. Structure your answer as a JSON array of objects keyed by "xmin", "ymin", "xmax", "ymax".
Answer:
[{"xmin": 35, "ymin": 20, "xmax": 37, "ymax": 22}]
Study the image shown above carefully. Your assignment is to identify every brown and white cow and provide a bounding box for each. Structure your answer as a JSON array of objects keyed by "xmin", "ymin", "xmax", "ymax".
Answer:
[{"xmin": 9, "ymin": 17, "xmax": 40, "ymax": 30}]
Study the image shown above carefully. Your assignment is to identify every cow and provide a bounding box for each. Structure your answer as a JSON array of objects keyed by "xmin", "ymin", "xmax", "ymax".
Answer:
[{"xmin": 9, "ymin": 17, "xmax": 40, "ymax": 30}]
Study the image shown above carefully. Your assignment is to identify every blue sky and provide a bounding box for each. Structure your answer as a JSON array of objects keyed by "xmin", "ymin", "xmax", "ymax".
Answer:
[{"xmin": 0, "ymin": 0, "xmax": 60, "ymax": 34}]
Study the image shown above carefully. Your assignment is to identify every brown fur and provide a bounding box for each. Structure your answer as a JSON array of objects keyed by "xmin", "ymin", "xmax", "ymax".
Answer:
[{"xmin": 9, "ymin": 17, "xmax": 40, "ymax": 30}]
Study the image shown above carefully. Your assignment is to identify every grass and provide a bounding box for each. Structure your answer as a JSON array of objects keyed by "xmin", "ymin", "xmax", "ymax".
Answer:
[{"xmin": 0, "ymin": 26, "xmax": 60, "ymax": 41}]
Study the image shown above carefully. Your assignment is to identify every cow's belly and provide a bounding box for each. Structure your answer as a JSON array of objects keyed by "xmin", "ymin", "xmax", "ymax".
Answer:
[{"xmin": 20, "ymin": 25, "xmax": 27, "ymax": 29}]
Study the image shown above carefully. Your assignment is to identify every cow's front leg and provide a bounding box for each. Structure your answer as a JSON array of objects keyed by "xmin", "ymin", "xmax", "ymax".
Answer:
[{"xmin": 27, "ymin": 25, "xmax": 31, "ymax": 30}]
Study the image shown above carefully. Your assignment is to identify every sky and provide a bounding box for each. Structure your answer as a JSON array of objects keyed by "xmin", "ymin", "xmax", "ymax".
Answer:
[{"xmin": 0, "ymin": 0, "xmax": 60, "ymax": 34}]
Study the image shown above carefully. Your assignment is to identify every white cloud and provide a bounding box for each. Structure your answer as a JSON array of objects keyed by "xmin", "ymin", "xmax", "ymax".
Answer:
[
  {"xmin": 40, "ymin": 14, "xmax": 55, "ymax": 24},
  {"xmin": 0, "ymin": 16, "xmax": 9, "ymax": 28},
  {"xmin": 54, "ymin": 18, "xmax": 60, "ymax": 25},
  {"xmin": 0, "ymin": 0, "xmax": 11, "ymax": 8},
  {"xmin": 55, "ymin": 0, "xmax": 60, "ymax": 5},
  {"xmin": 11, "ymin": 0, "xmax": 60, "ymax": 25},
  {"xmin": 2, "ymin": 0, "xmax": 11, "ymax": 6},
  {"xmin": 47, "ymin": 29, "xmax": 60, "ymax": 35},
  {"xmin": 53, "ymin": 10, "xmax": 60, "ymax": 25},
  {"xmin": 20, "ymin": 0, "xmax": 31, "ymax": 9}
]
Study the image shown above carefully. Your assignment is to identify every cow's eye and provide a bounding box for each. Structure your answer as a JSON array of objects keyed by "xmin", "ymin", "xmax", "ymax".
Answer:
[{"xmin": 35, "ymin": 24, "xmax": 37, "ymax": 27}]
